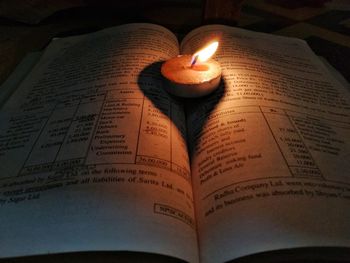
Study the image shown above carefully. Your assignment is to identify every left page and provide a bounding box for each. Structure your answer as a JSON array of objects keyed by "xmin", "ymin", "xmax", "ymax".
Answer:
[
  {"xmin": 0, "ymin": 23, "xmax": 197, "ymax": 262},
  {"xmin": 0, "ymin": 52, "xmax": 42, "ymax": 107}
]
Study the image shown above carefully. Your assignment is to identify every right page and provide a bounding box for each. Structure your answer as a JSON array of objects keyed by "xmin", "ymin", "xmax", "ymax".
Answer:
[{"xmin": 181, "ymin": 25, "xmax": 350, "ymax": 263}]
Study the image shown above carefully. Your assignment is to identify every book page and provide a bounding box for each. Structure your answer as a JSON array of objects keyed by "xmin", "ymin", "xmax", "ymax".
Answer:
[
  {"xmin": 181, "ymin": 25, "xmax": 350, "ymax": 262},
  {"xmin": 0, "ymin": 52, "xmax": 42, "ymax": 108},
  {"xmin": 0, "ymin": 24, "xmax": 198, "ymax": 262}
]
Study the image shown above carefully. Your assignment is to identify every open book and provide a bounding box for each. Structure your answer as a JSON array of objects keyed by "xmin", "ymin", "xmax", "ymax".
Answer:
[{"xmin": 0, "ymin": 23, "xmax": 350, "ymax": 262}]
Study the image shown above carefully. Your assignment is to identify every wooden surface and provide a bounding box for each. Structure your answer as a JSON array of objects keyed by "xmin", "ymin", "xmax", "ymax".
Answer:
[{"xmin": 2, "ymin": 252, "xmax": 186, "ymax": 263}]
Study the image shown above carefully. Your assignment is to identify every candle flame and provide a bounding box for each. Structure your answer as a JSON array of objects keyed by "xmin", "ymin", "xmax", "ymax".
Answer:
[{"xmin": 191, "ymin": 41, "xmax": 219, "ymax": 66}]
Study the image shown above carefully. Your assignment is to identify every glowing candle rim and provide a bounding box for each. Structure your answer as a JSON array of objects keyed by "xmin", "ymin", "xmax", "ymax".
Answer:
[{"xmin": 161, "ymin": 55, "xmax": 222, "ymax": 98}]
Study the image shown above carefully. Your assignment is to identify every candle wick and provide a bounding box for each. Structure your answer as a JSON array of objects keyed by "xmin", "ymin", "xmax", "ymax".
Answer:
[{"xmin": 190, "ymin": 55, "xmax": 198, "ymax": 68}]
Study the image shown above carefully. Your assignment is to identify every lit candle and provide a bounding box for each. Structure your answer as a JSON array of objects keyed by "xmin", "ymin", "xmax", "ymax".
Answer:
[{"xmin": 161, "ymin": 41, "xmax": 221, "ymax": 98}]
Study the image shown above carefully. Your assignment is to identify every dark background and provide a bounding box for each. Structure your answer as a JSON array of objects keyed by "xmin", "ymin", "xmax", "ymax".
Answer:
[{"xmin": 1, "ymin": 0, "xmax": 349, "ymax": 86}]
